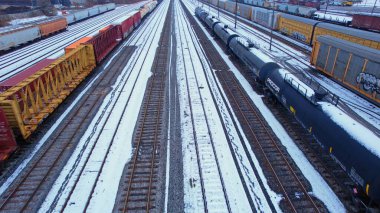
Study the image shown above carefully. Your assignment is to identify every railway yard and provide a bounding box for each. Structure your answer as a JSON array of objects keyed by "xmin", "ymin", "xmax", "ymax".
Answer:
[{"xmin": 0, "ymin": 0, "xmax": 379, "ymax": 212}]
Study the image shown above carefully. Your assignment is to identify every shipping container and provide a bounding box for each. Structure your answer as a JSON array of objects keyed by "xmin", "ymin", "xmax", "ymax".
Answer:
[
  {"xmin": 352, "ymin": 14, "xmax": 380, "ymax": 32},
  {"xmin": 65, "ymin": 37, "xmax": 92, "ymax": 54},
  {"xmin": 86, "ymin": 25, "xmax": 122, "ymax": 63},
  {"xmin": 0, "ymin": 25, "xmax": 40, "ymax": 51},
  {"xmin": 36, "ymin": 17, "xmax": 68, "ymax": 37}
]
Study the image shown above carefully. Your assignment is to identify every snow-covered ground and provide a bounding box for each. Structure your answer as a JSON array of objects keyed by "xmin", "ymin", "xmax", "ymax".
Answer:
[
  {"xmin": 192, "ymin": 0, "xmax": 380, "ymax": 130},
  {"xmin": 37, "ymin": 1, "xmax": 170, "ymax": 212},
  {"xmin": 176, "ymin": 0, "xmax": 275, "ymax": 211},
  {"xmin": 183, "ymin": 0, "xmax": 346, "ymax": 211},
  {"xmin": 0, "ymin": 2, "xmax": 148, "ymax": 82}
]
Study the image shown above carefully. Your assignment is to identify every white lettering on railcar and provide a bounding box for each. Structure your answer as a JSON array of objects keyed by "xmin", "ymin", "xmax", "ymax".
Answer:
[{"xmin": 266, "ymin": 78, "xmax": 280, "ymax": 93}]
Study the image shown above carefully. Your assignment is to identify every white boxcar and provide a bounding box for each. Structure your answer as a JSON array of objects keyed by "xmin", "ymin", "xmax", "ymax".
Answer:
[
  {"xmin": 73, "ymin": 10, "xmax": 89, "ymax": 22},
  {"xmin": 287, "ymin": 5, "xmax": 299, "ymax": 14},
  {"xmin": 106, "ymin": 3, "xmax": 116, "ymax": 10},
  {"xmin": 0, "ymin": 25, "xmax": 40, "ymax": 51},
  {"xmin": 253, "ymin": 7, "xmax": 279, "ymax": 29},
  {"xmin": 98, "ymin": 5, "xmax": 108, "ymax": 13},
  {"xmin": 88, "ymin": 7, "xmax": 100, "ymax": 17},
  {"xmin": 64, "ymin": 14, "xmax": 75, "ymax": 24},
  {"xmin": 298, "ymin": 6, "xmax": 316, "ymax": 17}
]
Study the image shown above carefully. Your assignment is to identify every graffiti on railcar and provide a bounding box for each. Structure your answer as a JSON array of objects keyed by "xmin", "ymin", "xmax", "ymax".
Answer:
[{"xmin": 356, "ymin": 72, "xmax": 380, "ymax": 94}]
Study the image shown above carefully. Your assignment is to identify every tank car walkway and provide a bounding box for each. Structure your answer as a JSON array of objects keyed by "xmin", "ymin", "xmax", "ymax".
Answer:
[{"xmin": 0, "ymin": 0, "xmax": 372, "ymax": 212}]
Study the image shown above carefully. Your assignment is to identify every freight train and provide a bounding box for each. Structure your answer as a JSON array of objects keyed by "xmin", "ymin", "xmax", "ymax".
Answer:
[
  {"xmin": 205, "ymin": 0, "xmax": 380, "ymax": 49},
  {"xmin": 195, "ymin": 6, "xmax": 380, "ymax": 209},
  {"xmin": 0, "ymin": 1, "xmax": 158, "ymax": 163},
  {"xmin": 203, "ymin": 0, "xmax": 380, "ymax": 104},
  {"xmin": 0, "ymin": 3, "xmax": 116, "ymax": 52}
]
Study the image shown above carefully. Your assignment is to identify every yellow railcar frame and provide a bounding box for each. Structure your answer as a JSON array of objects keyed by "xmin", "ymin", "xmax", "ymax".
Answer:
[{"xmin": 0, "ymin": 44, "xmax": 96, "ymax": 140}]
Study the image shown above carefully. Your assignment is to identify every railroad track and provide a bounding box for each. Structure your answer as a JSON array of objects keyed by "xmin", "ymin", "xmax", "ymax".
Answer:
[
  {"xmin": 176, "ymin": 0, "xmax": 232, "ymax": 211},
  {"xmin": 0, "ymin": 3, "xmax": 145, "ymax": 81},
  {"xmin": 181, "ymin": 1, "xmax": 328, "ymax": 211},
  {"xmin": 114, "ymin": 2, "xmax": 170, "ymax": 212}
]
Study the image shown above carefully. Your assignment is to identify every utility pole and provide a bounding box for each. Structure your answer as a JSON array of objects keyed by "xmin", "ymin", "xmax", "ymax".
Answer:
[
  {"xmin": 234, "ymin": 0, "xmax": 238, "ymax": 29},
  {"xmin": 217, "ymin": 0, "xmax": 220, "ymax": 18},
  {"xmin": 371, "ymin": 0, "xmax": 378, "ymax": 14},
  {"xmin": 269, "ymin": 1, "xmax": 275, "ymax": 50}
]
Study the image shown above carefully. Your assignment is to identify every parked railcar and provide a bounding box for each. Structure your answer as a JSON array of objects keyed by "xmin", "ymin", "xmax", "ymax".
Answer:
[
  {"xmin": 298, "ymin": 6, "xmax": 317, "ymax": 17},
  {"xmin": 313, "ymin": 23, "xmax": 380, "ymax": 49},
  {"xmin": 86, "ymin": 25, "xmax": 122, "ymax": 64},
  {"xmin": 88, "ymin": 7, "xmax": 100, "ymax": 17},
  {"xmin": 213, "ymin": 23, "xmax": 239, "ymax": 46},
  {"xmin": 0, "ymin": 0, "xmax": 154, "ymax": 164},
  {"xmin": 351, "ymin": 14, "xmax": 380, "ymax": 32},
  {"xmin": 253, "ymin": 7, "xmax": 279, "ymax": 29},
  {"xmin": 237, "ymin": 3, "xmax": 253, "ymax": 20},
  {"xmin": 0, "ymin": 25, "xmax": 40, "ymax": 51},
  {"xmin": 34, "ymin": 17, "xmax": 68, "ymax": 37},
  {"xmin": 225, "ymin": 0, "xmax": 237, "ymax": 13},
  {"xmin": 277, "ymin": 13, "xmax": 319, "ymax": 44},
  {"xmin": 264, "ymin": 65, "xmax": 380, "ymax": 205},
  {"xmin": 113, "ymin": 12, "xmax": 136, "ymax": 39},
  {"xmin": 195, "ymin": 6, "xmax": 380, "ymax": 207},
  {"xmin": 65, "ymin": 14, "xmax": 76, "ymax": 24},
  {"xmin": 73, "ymin": 10, "xmax": 90, "ymax": 22},
  {"xmin": 311, "ymin": 35, "xmax": 380, "ymax": 104}
]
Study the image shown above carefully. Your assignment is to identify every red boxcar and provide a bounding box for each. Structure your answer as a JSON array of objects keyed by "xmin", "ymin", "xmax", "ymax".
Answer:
[
  {"xmin": 113, "ymin": 15, "xmax": 134, "ymax": 39},
  {"xmin": 0, "ymin": 108, "xmax": 18, "ymax": 162},
  {"xmin": 352, "ymin": 14, "xmax": 380, "ymax": 31},
  {"xmin": 86, "ymin": 25, "xmax": 122, "ymax": 64},
  {"xmin": 133, "ymin": 11, "xmax": 142, "ymax": 27}
]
